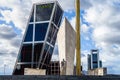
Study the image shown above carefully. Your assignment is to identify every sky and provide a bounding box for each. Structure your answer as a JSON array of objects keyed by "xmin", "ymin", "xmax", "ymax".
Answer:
[{"xmin": 0, "ymin": 0, "xmax": 120, "ymax": 75}]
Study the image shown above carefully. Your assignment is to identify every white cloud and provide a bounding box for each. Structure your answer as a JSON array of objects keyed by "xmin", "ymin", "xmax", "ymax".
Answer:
[
  {"xmin": 0, "ymin": 0, "xmax": 33, "ymax": 33},
  {"xmin": 0, "ymin": 24, "xmax": 21, "ymax": 74},
  {"xmin": 80, "ymin": 0, "xmax": 92, "ymax": 10},
  {"xmin": 84, "ymin": 0, "xmax": 120, "ymax": 74}
]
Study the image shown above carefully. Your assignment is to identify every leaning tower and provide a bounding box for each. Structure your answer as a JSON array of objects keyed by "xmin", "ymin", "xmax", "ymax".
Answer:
[{"xmin": 13, "ymin": 1, "xmax": 63, "ymax": 75}]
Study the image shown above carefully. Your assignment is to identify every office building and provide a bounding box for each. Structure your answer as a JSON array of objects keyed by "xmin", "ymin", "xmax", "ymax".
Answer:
[
  {"xmin": 87, "ymin": 49, "xmax": 107, "ymax": 76},
  {"xmin": 88, "ymin": 49, "xmax": 102, "ymax": 70},
  {"xmin": 99, "ymin": 60, "xmax": 102, "ymax": 68},
  {"xmin": 13, "ymin": 1, "xmax": 63, "ymax": 75},
  {"xmin": 57, "ymin": 18, "xmax": 76, "ymax": 75},
  {"xmin": 87, "ymin": 54, "xmax": 91, "ymax": 70}
]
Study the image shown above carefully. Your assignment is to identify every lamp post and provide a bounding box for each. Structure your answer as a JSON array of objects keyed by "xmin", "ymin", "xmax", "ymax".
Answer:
[{"xmin": 75, "ymin": 0, "xmax": 81, "ymax": 75}]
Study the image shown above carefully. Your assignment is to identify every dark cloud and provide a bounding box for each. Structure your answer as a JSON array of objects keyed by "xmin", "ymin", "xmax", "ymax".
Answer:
[
  {"xmin": 0, "ymin": 25, "xmax": 17, "ymax": 39},
  {"xmin": 10, "ymin": 38, "xmax": 21, "ymax": 48},
  {"xmin": 110, "ymin": 21, "xmax": 120, "ymax": 30},
  {"xmin": 10, "ymin": 52, "xmax": 17, "ymax": 57},
  {"xmin": 0, "ymin": 52, "xmax": 5, "ymax": 56},
  {"xmin": 0, "ymin": 51, "xmax": 17, "ymax": 58}
]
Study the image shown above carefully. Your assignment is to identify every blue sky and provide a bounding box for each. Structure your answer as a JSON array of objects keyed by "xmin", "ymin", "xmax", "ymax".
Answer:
[{"xmin": 0, "ymin": 0, "xmax": 120, "ymax": 75}]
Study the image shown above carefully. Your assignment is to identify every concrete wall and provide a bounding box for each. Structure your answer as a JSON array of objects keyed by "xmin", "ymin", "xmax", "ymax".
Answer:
[
  {"xmin": 88, "ymin": 68, "xmax": 107, "ymax": 76},
  {"xmin": 24, "ymin": 68, "xmax": 46, "ymax": 75},
  {"xmin": 57, "ymin": 18, "xmax": 76, "ymax": 75}
]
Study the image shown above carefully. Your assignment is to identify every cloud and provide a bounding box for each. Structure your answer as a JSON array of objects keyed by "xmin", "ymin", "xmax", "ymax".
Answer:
[
  {"xmin": 84, "ymin": 0, "xmax": 120, "ymax": 74},
  {"xmin": 0, "ymin": 0, "xmax": 32, "ymax": 33},
  {"xmin": 80, "ymin": 0, "xmax": 92, "ymax": 10},
  {"xmin": 0, "ymin": 24, "xmax": 17, "ymax": 39},
  {"xmin": 0, "ymin": 24, "xmax": 21, "ymax": 74}
]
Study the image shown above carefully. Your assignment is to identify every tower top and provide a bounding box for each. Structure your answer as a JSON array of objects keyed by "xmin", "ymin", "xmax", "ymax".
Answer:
[{"xmin": 33, "ymin": 1, "xmax": 63, "ymax": 12}]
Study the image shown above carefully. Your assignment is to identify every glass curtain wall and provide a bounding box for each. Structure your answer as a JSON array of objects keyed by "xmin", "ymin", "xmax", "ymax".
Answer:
[{"xmin": 13, "ymin": 2, "xmax": 63, "ymax": 75}]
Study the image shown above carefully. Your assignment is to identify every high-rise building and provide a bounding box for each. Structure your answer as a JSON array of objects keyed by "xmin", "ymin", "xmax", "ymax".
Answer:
[
  {"xmin": 13, "ymin": 1, "xmax": 63, "ymax": 75},
  {"xmin": 88, "ymin": 49, "xmax": 102, "ymax": 70},
  {"xmin": 91, "ymin": 50, "xmax": 99, "ymax": 69},
  {"xmin": 87, "ymin": 54, "xmax": 91, "ymax": 70},
  {"xmin": 99, "ymin": 60, "xmax": 102, "ymax": 68},
  {"xmin": 57, "ymin": 18, "xmax": 76, "ymax": 75}
]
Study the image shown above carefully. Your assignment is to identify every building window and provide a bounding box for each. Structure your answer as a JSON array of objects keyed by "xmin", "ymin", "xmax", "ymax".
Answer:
[
  {"xmin": 34, "ymin": 43, "xmax": 43, "ymax": 63},
  {"xmin": 93, "ymin": 63, "xmax": 98, "ymax": 69},
  {"xmin": 21, "ymin": 44, "xmax": 32, "ymax": 62},
  {"xmin": 92, "ymin": 54, "xmax": 98, "ymax": 62},
  {"xmin": 44, "ymin": 46, "xmax": 53, "ymax": 65},
  {"xmin": 30, "ymin": 8, "xmax": 34, "ymax": 22},
  {"xmin": 24, "ymin": 24, "xmax": 33, "ymax": 42},
  {"xmin": 52, "ymin": 5, "xmax": 63, "ymax": 27},
  {"xmin": 35, "ymin": 23, "xmax": 48, "ymax": 41},
  {"xmin": 36, "ymin": 3, "xmax": 54, "ymax": 22},
  {"xmin": 47, "ymin": 23, "xmax": 57, "ymax": 45}
]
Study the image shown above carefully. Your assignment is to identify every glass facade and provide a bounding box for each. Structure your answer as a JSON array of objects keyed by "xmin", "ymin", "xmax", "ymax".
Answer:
[
  {"xmin": 30, "ymin": 8, "xmax": 34, "ymax": 22},
  {"xmin": 21, "ymin": 44, "xmax": 32, "ymax": 62},
  {"xmin": 99, "ymin": 60, "xmax": 102, "ymax": 68},
  {"xmin": 92, "ymin": 54, "xmax": 97, "ymax": 62},
  {"xmin": 93, "ymin": 63, "xmax": 98, "ymax": 69},
  {"xmin": 47, "ymin": 24, "xmax": 57, "ymax": 45},
  {"xmin": 35, "ymin": 23, "xmax": 48, "ymax": 41},
  {"xmin": 92, "ymin": 53, "xmax": 98, "ymax": 68},
  {"xmin": 24, "ymin": 24, "xmax": 33, "ymax": 42},
  {"xmin": 91, "ymin": 50, "xmax": 99, "ymax": 69},
  {"xmin": 13, "ymin": 1, "xmax": 63, "ymax": 75},
  {"xmin": 88, "ymin": 50, "xmax": 103, "ymax": 70},
  {"xmin": 87, "ymin": 54, "xmax": 91, "ymax": 70},
  {"xmin": 36, "ymin": 3, "xmax": 54, "ymax": 22},
  {"xmin": 52, "ymin": 5, "xmax": 63, "ymax": 27},
  {"xmin": 34, "ymin": 43, "xmax": 43, "ymax": 62}
]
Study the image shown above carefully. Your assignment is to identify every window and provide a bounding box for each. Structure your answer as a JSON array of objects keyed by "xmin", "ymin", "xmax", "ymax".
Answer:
[
  {"xmin": 41, "ymin": 44, "xmax": 49, "ymax": 63},
  {"xmin": 52, "ymin": 5, "xmax": 63, "ymax": 27},
  {"xmin": 51, "ymin": 31, "xmax": 57, "ymax": 45},
  {"xmin": 44, "ymin": 53, "xmax": 51, "ymax": 65},
  {"xmin": 34, "ymin": 43, "xmax": 43, "ymax": 62},
  {"xmin": 93, "ymin": 63, "xmax": 98, "ymax": 69},
  {"xmin": 24, "ymin": 24, "xmax": 33, "ymax": 42},
  {"xmin": 44, "ymin": 46, "xmax": 53, "ymax": 64},
  {"xmin": 36, "ymin": 3, "xmax": 54, "ymax": 22},
  {"xmin": 92, "ymin": 54, "xmax": 98, "ymax": 62},
  {"xmin": 21, "ymin": 44, "xmax": 32, "ymax": 62},
  {"xmin": 47, "ymin": 24, "xmax": 57, "ymax": 44},
  {"xmin": 35, "ymin": 23, "xmax": 48, "ymax": 41},
  {"xmin": 30, "ymin": 8, "xmax": 34, "ymax": 22},
  {"xmin": 49, "ymin": 46, "xmax": 54, "ymax": 55}
]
